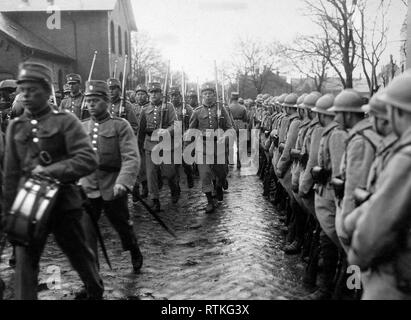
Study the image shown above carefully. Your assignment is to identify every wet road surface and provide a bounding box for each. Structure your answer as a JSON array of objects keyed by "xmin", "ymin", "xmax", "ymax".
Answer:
[{"xmin": 1, "ymin": 162, "xmax": 310, "ymax": 300}]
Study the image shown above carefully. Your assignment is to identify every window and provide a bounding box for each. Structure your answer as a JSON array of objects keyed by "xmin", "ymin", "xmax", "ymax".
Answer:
[
  {"xmin": 118, "ymin": 26, "xmax": 122, "ymax": 55},
  {"xmin": 110, "ymin": 21, "xmax": 115, "ymax": 53},
  {"xmin": 124, "ymin": 31, "xmax": 128, "ymax": 55}
]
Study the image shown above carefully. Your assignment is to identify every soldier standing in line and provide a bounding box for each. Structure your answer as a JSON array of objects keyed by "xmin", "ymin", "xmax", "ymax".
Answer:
[
  {"xmin": 328, "ymin": 89, "xmax": 382, "ymax": 252},
  {"xmin": 170, "ymin": 86, "xmax": 194, "ymax": 189},
  {"xmin": 189, "ymin": 83, "xmax": 234, "ymax": 213},
  {"xmin": 229, "ymin": 92, "xmax": 249, "ymax": 169},
  {"xmin": 2, "ymin": 62, "xmax": 104, "ymax": 300},
  {"xmin": 138, "ymin": 82, "xmax": 180, "ymax": 212},
  {"xmin": 306, "ymin": 94, "xmax": 341, "ymax": 299},
  {"xmin": 63, "ymin": 83, "xmax": 71, "ymax": 100},
  {"xmin": 344, "ymin": 93, "xmax": 398, "ymax": 238},
  {"xmin": 80, "ymin": 80, "xmax": 143, "ymax": 275},
  {"xmin": 276, "ymin": 94, "xmax": 306, "ymax": 254},
  {"xmin": 132, "ymin": 85, "xmax": 150, "ymax": 202},
  {"xmin": 59, "ymin": 73, "xmax": 90, "ymax": 120},
  {"xmin": 345, "ymin": 71, "xmax": 411, "ymax": 300},
  {"xmin": 107, "ymin": 78, "xmax": 139, "ymax": 135}
]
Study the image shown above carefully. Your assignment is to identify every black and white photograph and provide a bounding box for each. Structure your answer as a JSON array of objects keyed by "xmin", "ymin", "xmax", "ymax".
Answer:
[{"xmin": 0, "ymin": 0, "xmax": 411, "ymax": 306}]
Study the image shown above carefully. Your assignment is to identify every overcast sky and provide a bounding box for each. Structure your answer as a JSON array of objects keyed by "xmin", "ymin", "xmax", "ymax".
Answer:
[{"xmin": 131, "ymin": 0, "xmax": 407, "ymax": 82}]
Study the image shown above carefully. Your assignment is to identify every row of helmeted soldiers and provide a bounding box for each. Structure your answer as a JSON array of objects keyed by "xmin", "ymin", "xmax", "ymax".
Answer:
[{"xmin": 250, "ymin": 71, "xmax": 411, "ymax": 300}]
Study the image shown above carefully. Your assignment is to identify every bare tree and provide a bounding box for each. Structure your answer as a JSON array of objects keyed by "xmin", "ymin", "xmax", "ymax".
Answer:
[
  {"xmin": 130, "ymin": 31, "xmax": 167, "ymax": 86},
  {"xmin": 304, "ymin": 0, "xmax": 357, "ymax": 88},
  {"xmin": 231, "ymin": 37, "xmax": 283, "ymax": 94},
  {"xmin": 355, "ymin": 0, "xmax": 390, "ymax": 95},
  {"xmin": 280, "ymin": 36, "xmax": 331, "ymax": 92}
]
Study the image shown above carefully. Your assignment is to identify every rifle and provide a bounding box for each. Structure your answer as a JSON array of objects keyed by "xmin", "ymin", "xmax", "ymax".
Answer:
[
  {"xmin": 113, "ymin": 59, "xmax": 118, "ymax": 78},
  {"xmin": 80, "ymin": 51, "xmax": 98, "ymax": 120},
  {"xmin": 160, "ymin": 61, "xmax": 170, "ymax": 129},
  {"xmin": 196, "ymin": 77, "xmax": 201, "ymax": 106},
  {"xmin": 119, "ymin": 54, "xmax": 128, "ymax": 118},
  {"xmin": 214, "ymin": 61, "xmax": 222, "ymax": 131},
  {"xmin": 181, "ymin": 69, "xmax": 187, "ymax": 132}
]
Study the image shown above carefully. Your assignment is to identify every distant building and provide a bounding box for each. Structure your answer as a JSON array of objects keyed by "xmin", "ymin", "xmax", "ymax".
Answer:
[{"xmin": 0, "ymin": 0, "xmax": 136, "ymax": 91}]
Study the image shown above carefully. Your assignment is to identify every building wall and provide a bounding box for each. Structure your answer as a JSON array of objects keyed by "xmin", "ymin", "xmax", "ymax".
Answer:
[
  {"xmin": 0, "ymin": 33, "xmax": 23, "ymax": 81},
  {"xmin": 108, "ymin": 0, "xmax": 133, "ymax": 87},
  {"xmin": 9, "ymin": 11, "xmax": 110, "ymax": 86}
]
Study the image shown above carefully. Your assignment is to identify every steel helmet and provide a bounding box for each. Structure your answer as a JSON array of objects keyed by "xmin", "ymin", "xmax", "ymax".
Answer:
[
  {"xmin": 303, "ymin": 92, "xmax": 322, "ymax": 109},
  {"xmin": 378, "ymin": 70, "xmax": 411, "ymax": 113},
  {"xmin": 312, "ymin": 94, "xmax": 336, "ymax": 116},
  {"xmin": 328, "ymin": 89, "xmax": 364, "ymax": 113},
  {"xmin": 283, "ymin": 93, "xmax": 299, "ymax": 108}
]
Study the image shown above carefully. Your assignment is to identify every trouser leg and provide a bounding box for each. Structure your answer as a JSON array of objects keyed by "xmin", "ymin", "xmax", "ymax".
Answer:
[
  {"xmin": 53, "ymin": 209, "xmax": 104, "ymax": 299},
  {"xmin": 146, "ymin": 151, "xmax": 160, "ymax": 200},
  {"xmin": 198, "ymin": 164, "xmax": 214, "ymax": 194},
  {"xmin": 211, "ymin": 164, "xmax": 227, "ymax": 188},
  {"xmin": 103, "ymin": 196, "xmax": 138, "ymax": 251},
  {"xmin": 15, "ymin": 240, "xmax": 46, "ymax": 300}
]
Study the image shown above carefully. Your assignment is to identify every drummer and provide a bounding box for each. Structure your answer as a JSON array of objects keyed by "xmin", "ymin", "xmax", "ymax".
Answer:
[{"xmin": 1, "ymin": 62, "xmax": 104, "ymax": 300}]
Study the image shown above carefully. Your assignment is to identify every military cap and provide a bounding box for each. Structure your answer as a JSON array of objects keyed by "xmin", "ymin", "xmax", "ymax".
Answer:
[
  {"xmin": 296, "ymin": 93, "xmax": 308, "ymax": 108},
  {"xmin": 107, "ymin": 78, "xmax": 121, "ymax": 88},
  {"xmin": 84, "ymin": 80, "xmax": 109, "ymax": 97},
  {"xmin": 135, "ymin": 84, "xmax": 148, "ymax": 94},
  {"xmin": 187, "ymin": 89, "xmax": 198, "ymax": 97},
  {"xmin": 283, "ymin": 93, "xmax": 299, "ymax": 107},
  {"xmin": 378, "ymin": 70, "xmax": 411, "ymax": 113},
  {"xmin": 201, "ymin": 83, "xmax": 216, "ymax": 93},
  {"xmin": 328, "ymin": 89, "xmax": 364, "ymax": 113},
  {"xmin": 231, "ymin": 92, "xmax": 240, "ymax": 99},
  {"xmin": 361, "ymin": 93, "xmax": 388, "ymax": 120},
  {"xmin": 66, "ymin": 73, "xmax": 82, "ymax": 84},
  {"xmin": 302, "ymin": 92, "xmax": 322, "ymax": 109},
  {"xmin": 63, "ymin": 83, "xmax": 71, "ymax": 93},
  {"xmin": 0, "ymin": 79, "xmax": 17, "ymax": 91},
  {"xmin": 170, "ymin": 86, "xmax": 181, "ymax": 95},
  {"xmin": 312, "ymin": 94, "xmax": 336, "ymax": 116},
  {"xmin": 147, "ymin": 82, "xmax": 162, "ymax": 93},
  {"xmin": 17, "ymin": 62, "xmax": 52, "ymax": 89}
]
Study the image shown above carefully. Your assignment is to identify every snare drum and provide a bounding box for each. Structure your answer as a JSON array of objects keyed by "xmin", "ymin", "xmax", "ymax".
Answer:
[{"xmin": 4, "ymin": 174, "xmax": 60, "ymax": 247}]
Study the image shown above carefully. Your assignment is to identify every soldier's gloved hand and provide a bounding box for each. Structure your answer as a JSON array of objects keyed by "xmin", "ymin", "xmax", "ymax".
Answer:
[
  {"xmin": 113, "ymin": 184, "xmax": 128, "ymax": 198},
  {"xmin": 32, "ymin": 165, "xmax": 46, "ymax": 175},
  {"xmin": 157, "ymin": 129, "xmax": 169, "ymax": 136}
]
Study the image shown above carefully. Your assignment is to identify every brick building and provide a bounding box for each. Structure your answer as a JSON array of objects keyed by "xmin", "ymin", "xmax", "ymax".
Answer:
[{"xmin": 0, "ymin": 0, "xmax": 136, "ymax": 91}]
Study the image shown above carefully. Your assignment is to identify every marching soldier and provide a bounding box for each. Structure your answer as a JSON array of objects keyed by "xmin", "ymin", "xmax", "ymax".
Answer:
[
  {"xmin": 345, "ymin": 70, "xmax": 411, "ymax": 300},
  {"xmin": 80, "ymin": 80, "xmax": 143, "ymax": 275},
  {"xmin": 229, "ymin": 92, "xmax": 248, "ymax": 169},
  {"xmin": 138, "ymin": 82, "xmax": 180, "ymax": 212},
  {"xmin": 328, "ymin": 89, "xmax": 381, "ymax": 252},
  {"xmin": 170, "ymin": 86, "xmax": 194, "ymax": 189},
  {"xmin": 63, "ymin": 83, "xmax": 71, "ymax": 100},
  {"xmin": 0, "ymin": 80, "xmax": 17, "ymax": 133},
  {"xmin": 107, "ymin": 78, "xmax": 139, "ymax": 135},
  {"xmin": 132, "ymin": 84, "xmax": 149, "ymax": 202},
  {"xmin": 189, "ymin": 83, "xmax": 234, "ymax": 213},
  {"xmin": 59, "ymin": 73, "xmax": 89, "ymax": 120},
  {"xmin": 2, "ymin": 62, "xmax": 104, "ymax": 300},
  {"xmin": 187, "ymin": 89, "xmax": 199, "ymax": 109}
]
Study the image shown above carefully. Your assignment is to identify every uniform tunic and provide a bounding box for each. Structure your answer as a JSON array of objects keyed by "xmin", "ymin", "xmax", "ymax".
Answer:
[
  {"xmin": 347, "ymin": 128, "xmax": 411, "ymax": 299},
  {"xmin": 59, "ymin": 92, "xmax": 89, "ymax": 120}
]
